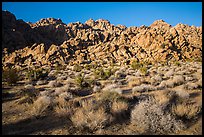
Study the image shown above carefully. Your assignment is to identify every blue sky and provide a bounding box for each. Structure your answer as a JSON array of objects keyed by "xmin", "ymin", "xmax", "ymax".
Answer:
[{"xmin": 2, "ymin": 2, "xmax": 202, "ymax": 27}]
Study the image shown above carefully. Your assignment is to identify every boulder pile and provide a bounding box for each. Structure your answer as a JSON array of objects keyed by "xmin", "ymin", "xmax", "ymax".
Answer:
[{"xmin": 2, "ymin": 10, "xmax": 202, "ymax": 69}]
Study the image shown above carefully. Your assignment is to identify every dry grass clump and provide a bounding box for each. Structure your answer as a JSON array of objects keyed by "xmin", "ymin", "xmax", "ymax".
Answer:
[
  {"xmin": 165, "ymin": 79, "xmax": 175, "ymax": 88},
  {"xmin": 54, "ymin": 92, "xmax": 74, "ymax": 116},
  {"xmin": 102, "ymin": 84, "xmax": 123, "ymax": 94},
  {"xmin": 53, "ymin": 84, "xmax": 70, "ymax": 96},
  {"xmin": 2, "ymin": 67, "xmax": 19, "ymax": 85},
  {"xmin": 39, "ymin": 90, "xmax": 51, "ymax": 96},
  {"xmin": 92, "ymin": 85, "xmax": 101, "ymax": 93},
  {"xmin": 48, "ymin": 80, "xmax": 62, "ymax": 88},
  {"xmin": 32, "ymin": 95, "xmax": 52, "ymax": 116},
  {"xmin": 56, "ymin": 75, "xmax": 67, "ymax": 81},
  {"xmin": 157, "ymin": 75, "xmax": 184, "ymax": 89},
  {"xmin": 127, "ymin": 77, "xmax": 144, "ymax": 87},
  {"xmin": 74, "ymin": 73, "xmax": 91, "ymax": 89},
  {"xmin": 98, "ymin": 90, "xmax": 122, "ymax": 103},
  {"xmin": 132, "ymin": 84, "xmax": 155, "ymax": 93},
  {"xmin": 184, "ymin": 76, "xmax": 195, "ymax": 82},
  {"xmin": 196, "ymin": 79, "xmax": 202, "ymax": 87},
  {"xmin": 36, "ymin": 80, "xmax": 47, "ymax": 85},
  {"xmin": 111, "ymin": 100, "xmax": 129, "ymax": 114},
  {"xmin": 172, "ymin": 75, "xmax": 185, "ymax": 86},
  {"xmin": 24, "ymin": 84, "xmax": 35, "ymax": 91},
  {"xmin": 171, "ymin": 103, "xmax": 202, "ymax": 120},
  {"xmin": 130, "ymin": 97, "xmax": 185, "ymax": 135},
  {"xmin": 164, "ymin": 69, "xmax": 174, "ymax": 78},
  {"xmin": 154, "ymin": 90, "xmax": 171, "ymax": 106},
  {"xmin": 21, "ymin": 84, "xmax": 37, "ymax": 97},
  {"xmin": 71, "ymin": 99, "xmax": 110, "ymax": 131},
  {"xmin": 175, "ymin": 87, "xmax": 190, "ymax": 99},
  {"xmin": 185, "ymin": 82, "xmax": 199, "ymax": 90}
]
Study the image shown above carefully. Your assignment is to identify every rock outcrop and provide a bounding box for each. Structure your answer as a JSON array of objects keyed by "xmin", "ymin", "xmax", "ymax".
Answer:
[{"xmin": 2, "ymin": 10, "xmax": 202, "ymax": 69}]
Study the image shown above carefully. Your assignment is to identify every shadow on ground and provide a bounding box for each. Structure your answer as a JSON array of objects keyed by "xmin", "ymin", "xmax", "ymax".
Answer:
[{"xmin": 2, "ymin": 114, "xmax": 71, "ymax": 135}]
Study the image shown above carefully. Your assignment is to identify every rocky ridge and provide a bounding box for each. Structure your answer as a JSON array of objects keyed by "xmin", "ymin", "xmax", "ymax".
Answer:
[{"xmin": 2, "ymin": 10, "xmax": 202, "ymax": 69}]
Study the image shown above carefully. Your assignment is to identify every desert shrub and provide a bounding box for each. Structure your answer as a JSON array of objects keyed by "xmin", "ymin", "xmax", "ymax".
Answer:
[
  {"xmin": 109, "ymin": 100, "xmax": 129, "ymax": 122},
  {"xmin": 132, "ymin": 84, "xmax": 155, "ymax": 93},
  {"xmin": 139, "ymin": 66, "xmax": 148, "ymax": 75},
  {"xmin": 26, "ymin": 68, "xmax": 49, "ymax": 81},
  {"xmin": 71, "ymin": 99, "xmax": 110, "ymax": 131},
  {"xmin": 171, "ymin": 103, "xmax": 202, "ymax": 120},
  {"xmin": 2, "ymin": 67, "xmax": 19, "ymax": 85},
  {"xmin": 164, "ymin": 69, "xmax": 174, "ymax": 78},
  {"xmin": 175, "ymin": 87, "xmax": 189, "ymax": 99},
  {"xmin": 154, "ymin": 90, "xmax": 171, "ymax": 106},
  {"xmin": 99, "ymin": 91, "xmax": 122, "ymax": 103},
  {"xmin": 72, "ymin": 64, "xmax": 83, "ymax": 72},
  {"xmin": 74, "ymin": 73, "xmax": 90, "ymax": 88},
  {"xmin": 93, "ymin": 67, "xmax": 113, "ymax": 80},
  {"xmin": 36, "ymin": 80, "xmax": 47, "ymax": 85},
  {"xmin": 20, "ymin": 84, "xmax": 36, "ymax": 97},
  {"xmin": 174, "ymin": 61, "xmax": 181, "ymax": 67},
  {"xmin": 54, "ymin": 64, "xmax": 65, "ymax": 74},
  {"xmin": 39, "ymin": 90, "xmax": 51, "ymax": 96},
  {"xmin": 111, "ymin": 100, "xmax": 129, "ymax": 114},
  {"xmin": 172, "ymin": 75, "xmax": 185, "ymax": 86},
  {"xmin": 32, "ymin": 95, "xmax": 52, "ymax": 116},
  {"xmin": 54, "ymin": 92, "xmax": 74, "ymax": 116},
  {"xmin": 128, "ymin": 77, "xmax": 144, "ymax": 87},
  {"xmin": 102, "ymin": 84, "xmax": 123, "ymax": 94},
  {"xmin": 92, "ymin": 85, "xmax": 101, "ymax": 93},
  {"xmin": 184, "ymin": 76, "xmax": 194, "ymax": 82},
  {"xmin": 131, "ymin": 60, "xmax": 142, "ymax": 70},
  {"xmin": 56, "ymin": 75, "xmax": 67, "ymax": 81},
  {"xmin": 157, "ymin": 77, "xmax": 181, "ymax": 89},
  {"xmin": 185, "ymin": 82, "xmax": 199, "ymax": 90},
  {"xmin": 48, "ymin": 80, "xmax": 62, "ymax": 88},
  {"xmin": 53, "ymin": 84, "xmax": 70, "ymax": 96},
  {"xmin": 131, "ymin": 97, "xmax": 185, "ymax": 135}
]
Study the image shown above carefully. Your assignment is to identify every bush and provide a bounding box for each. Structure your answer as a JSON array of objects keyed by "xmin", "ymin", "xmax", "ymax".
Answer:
[
  {"xmin": 73, "ymin": 64, "xmax": 83, "ymax": 72},
  {"xmin": 131, "ymin": 97, "xmax": 185, "ymax": 135},
  {"xmin": 2, "ymin": 67, "xmax": 19, "ymax": 85},
  {"xmin": 171, "ymin": 103, "xmax": 201, "ymax": 120},
  {"xmin": 48, "ymin": 80, "xmax": 62, "ymax": 88},
  {"xmin": 131, "ymin": 60, "xmax": 142, "ymax": 70},
  {"xmin": 54, "ymin": 92, "xmax": 74, "ymax": 116},
  {"xmin": 139, "ymin": 66, "xmax": 148, "ymax": 75},
  {"xmin": 74, "ymin": 72, "xmax": 93, "ymax": 89},
  {"xmin": 71, "ymin": 99, "xmax": 110, "ymax": 131},
  {"xmin": 132, "ymin": 84, "xmax": 155, "ymax": 93},
  {"xmin": 32, "ymin": 95, "xmax": 51, "ymax": 116},
  {"xmin": 102, "ymin": 84, "xmax": 123, "ymax": 94},
  {"xmin": 26, "ymin": 68, "xmax": 49, "ymax": 81},
  {"xmin": 111, "ymin": 100, "xmax": 129, "ymax": 114},
  {"xmin": 93, "ymin": 67, "xmax": 113, "ymax": 80}
]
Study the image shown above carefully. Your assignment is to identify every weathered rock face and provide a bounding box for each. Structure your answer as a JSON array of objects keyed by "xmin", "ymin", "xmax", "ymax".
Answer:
[{"xmin": 2, "ymin": 10, "xmax": 202, "ymax": 69}]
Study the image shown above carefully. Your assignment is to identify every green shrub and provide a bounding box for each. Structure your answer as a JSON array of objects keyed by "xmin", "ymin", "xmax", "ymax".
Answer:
[
  {"xmin": 174, "ymin": 61, "xmax": 181, "ymax": 67},
  {"xmin": 73, "ymin": 64, "xmax": 83, "ymax": 72},
  {"xmin": 26, "ymin": 68, "xmax": 49, "ymax": 81},
  {"xmin": 74, "ymin": 73, "xmax": 90, "ymax": 89},
  {"xmin": 139, "ymin": 66, "xmax": 148, "ymax": 75},
  {"xmin": 2, "ymin": 67, "xmax": 19, "ymax": 85},
  {"xmin": 93, "ymin": 67, "xmax": 113, "ymax": 80},
  {"xmin": 131, "ymin": 60, "xmax": 142, "ymax": 70}
]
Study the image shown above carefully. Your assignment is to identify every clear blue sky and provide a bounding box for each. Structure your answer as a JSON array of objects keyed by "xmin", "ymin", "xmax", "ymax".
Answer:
[{"xmin": 2, "ymin": 2, "xmax": 202, "ymax": 27}]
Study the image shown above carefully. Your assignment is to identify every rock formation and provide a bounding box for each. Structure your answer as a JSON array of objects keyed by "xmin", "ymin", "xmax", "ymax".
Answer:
[{"xmin": 2, "ymin": 10, "xmax": 202, "ymax": 69}]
